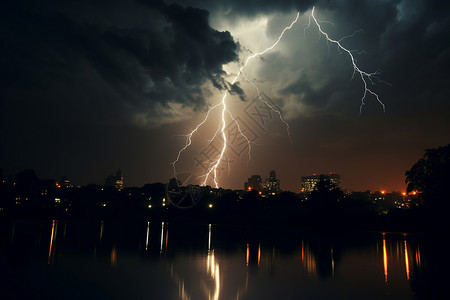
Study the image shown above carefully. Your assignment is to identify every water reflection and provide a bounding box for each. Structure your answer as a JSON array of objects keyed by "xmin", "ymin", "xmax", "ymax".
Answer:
[
  {"xmin": 99, "ymin": 220, "xmax": 104, "ymax": 242},
  {"xmin": 257, "ymin": 243, "xmax": 261, "ymax": 267},
  {"xmin": 47, "ymin": 219, "xmax": 58, "ymax": 264},
  {"xmin": 0, "ymin": 220, "xmax": 431, "ymax": 299},
  {"xmin": 160, "ymin": 221, "xmax": 168, "ymax": 255},
  {"xmin": 206, "ymin": 250, "xmax": 220, "ymax": 300},
  {"xmin": 206, "ymin": 223, "xmax": 220, "ymax": 300},
  {"xmin": 110, "ymin": 244, "xmax": 117, "ymax": 266},
  {"xmin": 246, "ymin": 243, "xmax": 249, "ymax": 267},
  {"xmin": 301, "ymin": 239, "xmax": 317, "ymax": 277},
  {"xmin": 145, "ymin": 221, "xmax": 150, "ymax": 251},
  {"xmin": 208, "ymin": 224, "xmax": 211, "ymax": 251},
  {"xmin": 404, "ymin": 236, "xmax": 410, "ymax": 280},
  {"xmin": 383, "ymin": 232, "xmax": 388, "ymax": 282},
  {"xmin": 416, "ymin": 245, "xmax": 421, "ymax": 267}
]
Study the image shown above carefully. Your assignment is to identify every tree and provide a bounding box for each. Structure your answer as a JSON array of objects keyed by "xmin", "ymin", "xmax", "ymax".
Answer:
[
  {"xmin": 405, "ymin": 144, "xmax": 450, "ymax": 211},
  {"xmin": 309, "ymin": 178, "xmax": 344, "ymax": 208}
]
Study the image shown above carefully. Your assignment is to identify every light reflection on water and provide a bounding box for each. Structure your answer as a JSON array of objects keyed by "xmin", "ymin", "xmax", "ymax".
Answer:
[{"xmin": 0, "ymin": 219, "xmax": 433, "ymax": 299}]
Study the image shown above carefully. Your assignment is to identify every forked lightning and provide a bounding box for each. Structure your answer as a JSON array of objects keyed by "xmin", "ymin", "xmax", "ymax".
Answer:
[{"xmin": 171, "ymin": 7, "xmax": 387, "ymax": 188}]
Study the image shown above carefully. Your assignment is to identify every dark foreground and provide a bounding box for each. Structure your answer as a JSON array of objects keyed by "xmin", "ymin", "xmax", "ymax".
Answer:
[{"xmin": 1, "ymin": 219, "xmax": 448, "ymax": 299}]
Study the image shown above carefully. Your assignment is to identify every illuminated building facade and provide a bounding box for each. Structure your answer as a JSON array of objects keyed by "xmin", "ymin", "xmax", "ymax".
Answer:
[
  {"xmin": 262, "ymin": 170, "xmax": 281, "ymax": 194},
  {"xmin": 301, "ymin": 173, "xmax": 341, "ymax": 193},
  {"xmin": 105, "ymin": 170, "xmax": 124, "ymax": 191},
  {"xmin": 245, "ymin": 171, "xmax": 281, "ymax": 194},
  {"xmin": 244, "ymin": 175, "xmax": 262, "ymax": 192},
  {"xmin": 60, "ymin": 176, "xmax": 73, "ymax": 188}
]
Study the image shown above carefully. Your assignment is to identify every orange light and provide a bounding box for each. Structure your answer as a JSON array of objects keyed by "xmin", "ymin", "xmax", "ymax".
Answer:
[
  {"xmin": 402, "ymin": 192, "xmax": 406, "ymax": 196},
  {"xmin": 247, "ymin": 186, "xmax": 252, "ymax": 191},
  {"xmin": 258, "ymin": 191, "xmax": 262, "ymax": 195},
  {"xmin": 246, "ymin": 244, "xmax": 249, "ymax": 267},
  {"xmin": 301, "ymin": 240, "xmax": 304, "ymax": 262},
  {"xmin": 111, "ymin": 245, "xmax": 117, "ymax": 266},
  {"xmin": 48, "ymin": 220, "xmax": 57, "ymax": 264},
  {"xmin": 258, "ymin": 243, "xmax": 261, "ymax": 267},
  {"xmin": 381, "ymin": 190, "xmax": 386, "ymax": 195},
  {"xmin": 404, "ymin": 239, "xmax": 410, "ymax": 280},
  {"xmin": 382, "ymin": 233, "xmax": 388, "ymax": 283},
  {"xmin": 412, "ymin": 191, "xmax": 417, "ymax": 195}
]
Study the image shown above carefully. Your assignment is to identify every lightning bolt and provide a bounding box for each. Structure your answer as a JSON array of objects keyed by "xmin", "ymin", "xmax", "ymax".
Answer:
[
  {"xmin": 171, "ymin": 12, "xmax": 300, "ymax": 188},
  {"xmin": 172, "ymin": 7, "xmax": 387, "ymax": 188},
  {"xmin": 306, "ymin": 7, "xmax": 388, "ymax": 113}
]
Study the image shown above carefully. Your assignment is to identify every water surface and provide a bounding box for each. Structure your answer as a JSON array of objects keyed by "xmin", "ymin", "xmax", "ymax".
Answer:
[{"xmin": 0, "ymin": 220, "xmax": 436, "ymax": 299}]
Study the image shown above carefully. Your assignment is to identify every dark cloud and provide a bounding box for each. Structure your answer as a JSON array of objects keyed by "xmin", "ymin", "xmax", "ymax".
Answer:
[
  {"xmin": 178, "ymin": 0, "xmax": 317, "ymax": 18},
  {"xmin": 1, "ymin": 0, "xmax": 449, "ymax": 191},
  {"xmin": 0, "ymin": 0, "xmax": 240, "ymax": 119},
  {"xmin": 0, "ymin": 0, "xmax": 241, "ymax": 184}
]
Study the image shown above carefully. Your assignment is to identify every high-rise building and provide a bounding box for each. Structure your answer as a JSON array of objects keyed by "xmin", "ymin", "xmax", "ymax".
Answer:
[
  {"xmin": 245, "ymin": 171, "xmax": 281, "ymax": 194},
  {"xmin": 244, "ymin": 175, "xmax": 262, "ymax": 191},
  {"xmin": 262, "ymin": 170, "xmax": 280, "ymax": 194},
  {"xmin": 300, "ymin": 173, "xmax": 340, "ymax": 193},
  {"xmin": 105, "ymin": 170, "xmax": 124, "ymax": 191},
  {"xmin": 60, "ymin": 176, "xmax": 73, "ymax": 188}
]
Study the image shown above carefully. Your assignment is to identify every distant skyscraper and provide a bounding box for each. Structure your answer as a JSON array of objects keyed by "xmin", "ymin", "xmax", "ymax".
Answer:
[
  {"xmin": 262, "ymin": 170, "xmax": 280, "ymax": 194},
  {"xmin": 245, "ymin": 171, "xmax": 281, "ymax": 194},
  {"xmin": 60, "ymin": 176, "xmax": 73, "ymax": 188},
  {"xmin": 245, "ymin": 175, "xmax": 262, "ymax": 191},
  {"xmin": 301, "ymin": 173, "xmax": 340, "ymax": 193},
  {"xmin": 105, "ymin": 170, "xmax": 124, "ymax": 191}
]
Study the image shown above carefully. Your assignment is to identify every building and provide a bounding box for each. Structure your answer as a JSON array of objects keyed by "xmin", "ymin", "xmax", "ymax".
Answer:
[
  {"xmin": 60, "ymin": 176, "xmax": 74, "ymax": 188},
  {"xmin": 301, "ymin": 173, "xmax": 341, "ymax": 193},
  {"xmin": 105, "ymin": 170, "xmax": 124, "ymax": 191},
  {"xmin": 244, "ymin": 171, "xmax": 281, "ymax": 194},
  {"xmin": 244, "ymin": 175, "xmax": 262, "ymax": 192},
  {"xmin": 262, "ymin": 170, "xmax": 281, "ymax": 194}
]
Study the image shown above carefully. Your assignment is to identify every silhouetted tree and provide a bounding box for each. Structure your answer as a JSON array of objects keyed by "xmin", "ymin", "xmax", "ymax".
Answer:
[
  {"xmin": 405, "ymin": 144, "xmax": 450, "ymax": 208},
  {"xmin": 405, "ymin": 144, "xmax": 450, "ymax": 227},
  {"xmin": 309, "ymin": 178, "xmax": 344, "ymax": 208}
]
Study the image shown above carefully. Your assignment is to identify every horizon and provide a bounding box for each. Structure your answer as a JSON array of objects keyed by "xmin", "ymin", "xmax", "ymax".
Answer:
[{"xmin": 3, "ymin": 167, "xmax": 411, "ymax": 194}]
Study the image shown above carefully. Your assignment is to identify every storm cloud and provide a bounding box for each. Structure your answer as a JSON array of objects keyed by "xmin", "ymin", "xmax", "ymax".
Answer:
[
  {"xmin": 1, "ymin": 0, "xmax": 449, "ymax": 191},
  {"xmin": 1, "ymin": 0, "xmax": 241, "ymax": 126}
]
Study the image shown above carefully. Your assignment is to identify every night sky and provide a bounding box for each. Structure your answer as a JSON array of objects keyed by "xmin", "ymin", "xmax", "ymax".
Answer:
[{"xmin": 1, "ymin": 0, "xmax": 449, "ymax": 192}]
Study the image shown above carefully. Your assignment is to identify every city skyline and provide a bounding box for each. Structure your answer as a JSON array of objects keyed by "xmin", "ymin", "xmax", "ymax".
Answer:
[
  {"xmin": 1, "ymin": 1, "xmax": 449, "ymax": 193},
  {"xmin": 1, "ymin": 167, "xmax": 411, "ymax": 194}
]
